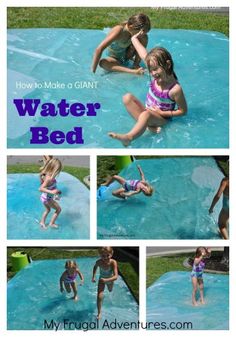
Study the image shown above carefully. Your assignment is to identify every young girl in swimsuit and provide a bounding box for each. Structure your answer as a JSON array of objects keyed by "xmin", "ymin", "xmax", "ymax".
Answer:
[
  {"xmin": 39, "ymin": 158, "xmax": 62, "ymax": 229},
  {"xmin": 92, "ymin": 247, "xmax": 118, "ymax": 319},
  {"xmin": 60, "ymin": 260, "xmax": 84, "ymax": 301},
  {"xmin": 92, "ymin": 13, "xmax": 151, "ymax": 75},
  {"xmin": 101, "ymin": 164, "xmax": 153, "ymax": 199},
  {"xmin": 209, "ymin": 176, "xmax": 229, "ymax": 239},
  {"xmin": 109, "ymin": 31, "xmax": 187, "ymax": 146},
  {"xmin": 191, "ymin": 247, "xmax": 211, "ymax": 306}
]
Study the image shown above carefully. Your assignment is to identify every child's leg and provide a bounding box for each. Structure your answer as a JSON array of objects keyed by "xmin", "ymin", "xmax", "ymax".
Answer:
[
  {"xmin": 198, "ymin": 279, "xmax": 205, "ymax": 304},
  {"xmin": 191, "ymin": 277, "xmax": 198, "ymax": 306},
  {"xmin": 71, "ymin": 282, "xmax": 78, "ymax": 301},
  {"xmin": 64, "ymin": 282, "xmax": 72, "ymax": 293},
  {"xmin": 107, "ymin": 281, "xmax": 114, "ymax": 292},
  {"xmin": 109, "ymin": 110, "xmax": 152, "ymax": 146},
  {"xmin": 40, "ymin": 203, "xmax": 51, "ymax": 229},
  {"xmin": 99, "ymin": 57, "xmax": 144, "ymax": 75},
  {"xmin": 48, "ymin": 200, "xmax": 61, "ymax": 228},
  {"xmin": 112, "ymin": 188, "xmax": 127, "ymax": 199},
  {"xmin": 218, "ymin": 209, "xmax": 229, "ymax": 239},
  {"xmin": 97, "ymin": 281, "xmax": 105, "ymax": 319},
  {"xmin": 101, "ymin": 175, "xmax": 126, "ymax": 187}
]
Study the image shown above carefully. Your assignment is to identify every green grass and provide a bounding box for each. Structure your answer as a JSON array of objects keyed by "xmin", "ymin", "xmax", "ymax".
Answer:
[
  {"xmin": 147, "ymin": 254, "xmax": 191, "ymax": 288},
  {"xmin": 7, "ymin": 8, "xmax": 228, "ymax": 36},
  {"xmin": 7, "ymin": 247, "xmax": 139, "ymax": 302},
  {"xmin": 7, "ymin": 164, "xmax": 89, "ymax": 187}
]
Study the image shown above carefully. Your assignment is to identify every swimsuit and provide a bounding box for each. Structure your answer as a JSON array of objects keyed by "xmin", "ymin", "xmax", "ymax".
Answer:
[
  {"xmin": 123, "ymin": 180, "xmax": 140, "ymax": 192},
  {"xmin": 145, "ymin": 80, "xmax": 177, "ymax": 112},
  {"xmin": 191, "ymin": 260, "xmax": 205, "ymax": 278},
  {"xmin": 64, "ymin": 271, "xmax": 77, "ymax": 284},
  {"xmin": 99, "ymin": 265, "xmax": 114, "ymax": 284},
  {"xmin": 222, "ymin": 194, "xmax": 229, "ymax": 211},
  {"xmin": 107, "ymin": 29, "xmax": 131, "ymax": 64},
  {"xmin": 40, "ymin": 178, "xmax": 57, "ymax": 204}
]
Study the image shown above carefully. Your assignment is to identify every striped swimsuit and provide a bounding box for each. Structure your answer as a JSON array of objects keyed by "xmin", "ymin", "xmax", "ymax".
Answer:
[
  {"xmin": 191, "ymin": 260, "xmax": 205, "ymax": 279},
  {"xmin": 145, "ymin": 80, "xmax": 177, "ymax": 112},
  {"xmin": 123, "ymin": 180, "xmax": 140, "ymax": 192},
  {"xmin": 40, "ymin": 178, "xmax": 57, "ymax": 204}
]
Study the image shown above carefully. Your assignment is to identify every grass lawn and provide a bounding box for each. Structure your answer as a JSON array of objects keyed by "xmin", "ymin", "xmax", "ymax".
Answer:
[
  {"xmin": 7, "ymin": 7, "xmax": 228, "ymax": 36},
  {"xmin": 97, "ymin": 156, "xmax": 229, "ymax": 187},
  {"xmin": 7, "ymin": 247, "xmax": 139, "ymax": 302},
  {"xmin": 7, "ymin": 164, "xmax": 90, "ymax": 188}
]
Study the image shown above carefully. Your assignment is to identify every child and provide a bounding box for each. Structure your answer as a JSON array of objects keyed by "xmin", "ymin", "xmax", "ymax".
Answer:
[
  {"xmin": 92, "ymin": 247, "xmax": 118, "ymax": 319},
  {"xmin": 101, "ymin": 164, "xmax": 153, "ymax": 199},
  {"xmin": 109, "ymin": 31, "xmax": 187, "ymax": 146},
  {"xmin": 209, "ymin": 176, "xmax": 229, "ymax": 240},
  {"xmin": 39, "ymin": 158, "xmax": 62, "ymax": 229},
  {"xmin": 60, "ymin": 260, "xmax": 84, "ymax": 301},
  {"xmin": 92, "ymin": 13, "xmax": 151, "ymax": 75},
  {"xmin": 191, "ymin": 247, "xmax": 211, "ymax": 306}
]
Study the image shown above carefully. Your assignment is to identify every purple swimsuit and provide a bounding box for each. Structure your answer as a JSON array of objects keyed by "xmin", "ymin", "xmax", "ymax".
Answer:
[
  {"xmin": 40, "ymin": 178, "xmax": 57, "ymax": 204},
  {"xmin": 145, "ymin": 80, "xmax": 177, "ymax": 112}
]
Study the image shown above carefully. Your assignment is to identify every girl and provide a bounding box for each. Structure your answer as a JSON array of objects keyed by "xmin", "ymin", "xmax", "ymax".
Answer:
[
  {"xmin": 101, "ymin": 164, "xmax": 153, "ymax": 199},
  {"xmin": 109, "ymin": 31, "xmax": 187, "ymax": 146},
  {"xmin": 39, "ymin": 158, "xmax": 62, "ymax": 229},
  {"xmin": 92, "ymin": 13, "xmax": 151, "ymax": 74},
  {"xmin": 92, "ymin": 247, "xmax": 118, "ymax": 319},
  {"xmin": 209, "ymin": 176, "xmax": 229, "ymax": 239},
  {"xmin": 191, "ymin": 247, "xmax": 211, "ymax": 306},
  {"xmin": 60, "ymin": 260, "xmax": 84, "ymax": 301}
]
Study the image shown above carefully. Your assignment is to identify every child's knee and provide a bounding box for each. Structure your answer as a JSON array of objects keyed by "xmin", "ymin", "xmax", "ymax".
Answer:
[
  {"xmin": 97, "ymin": 291, "xmax": 104, "ymax": 301},
  {"xmin": 56, "ymin": 206, "xmax": 62, "ymax": 214},
  {"xmin": 123, "ymin": 93, "xmax": 133, "ymax": 105}
]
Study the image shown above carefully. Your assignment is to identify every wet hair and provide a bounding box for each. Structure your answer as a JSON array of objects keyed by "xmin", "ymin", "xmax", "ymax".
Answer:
[
  {"xmin": 126, "ymin": 13, "xmax": 151, "ymax": 32},
  {"xmin": 98, "ymin": 246, "xmax": 114, "ymax": 256},
  {"xmin": 65, "ymin": 260, "xmax": 77, "ymax": 269},
  {"xmin": 146, "ymin": 47, "xmax": 178, "ymax": 80},
  {"xmin": 40, "ymin": 158, "xmax": 62, "ymax": 179},
  {"xmin": 195, "ymin": 247, "xmax": 207, "ymax": 258},
  {"xmin": 145, "ymin": 184, "xmax": 154, "ymax": 196}
]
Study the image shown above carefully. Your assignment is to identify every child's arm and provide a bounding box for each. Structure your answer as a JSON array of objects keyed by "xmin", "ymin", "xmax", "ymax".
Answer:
[
  {"xmin": 137, "ymin": 165, "xmax": 145, "ymax": 181},
  {"xmin": 59, "ymin": 272, "xmax": 66, "ymax": 292},
  {"xmin": 132, "ymin": 34, "xmax": 148, "ymax": 68},
  {"xmin": 131, "ymin": 30, "xmax": 148, "ymax": 62},
  {"xmin": 123, "ymin": 190, "xmax": 141, "ymax": 197},
  {"xmin": 91, "ymin": 261, "xmax": 99, "ymax": 282},
  {"xmin": 92, "ymin": 25, "xmax": 123, "ymax": 73},
  {"xmin": 77, "ymin": 269, "xmax": 84, "ymax": 285},
  {"xmin": 209, "ymin": 178, "xmax": 227, "ymax": 213},
  {"xmin": 100, "ymin": 260, "xmax": 118, "ymax": 284}
]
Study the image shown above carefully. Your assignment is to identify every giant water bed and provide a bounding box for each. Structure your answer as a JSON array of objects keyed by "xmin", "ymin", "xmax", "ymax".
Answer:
[
  {"xmin": 146, "ymin": 271, "xmax": 229, "ymax": 330},
  {"xmin": 8, "ymin": 29, "xmax": 228, "ymax": 148},
  {"xmin": 97, "ymin": 157, "xmax": 224, "ymax": 240},
  {"xmin": 8, "ymin": 258, "xmax": 138, "ymax": 330},
  {"xmin": 7, "ymin": 172, "xmax": 90, "ymax": 239}
]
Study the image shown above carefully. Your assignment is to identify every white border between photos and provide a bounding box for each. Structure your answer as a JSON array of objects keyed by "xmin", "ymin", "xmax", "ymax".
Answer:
[{"xmin": 1, "ymin": 0, "xmax": 234, "ymax": 336}]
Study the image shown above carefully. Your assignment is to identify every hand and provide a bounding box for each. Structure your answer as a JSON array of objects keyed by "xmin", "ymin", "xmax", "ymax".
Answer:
[
  {"xmin": 147, "ymin": 106, "xmax": 163, "ymax": 116},
  {"xmin": 91, "ymin": 277, "xmax": 96, "ymax": 283},
  {"xmin": 131, "ymin": 29, "xmax": 145, "ymax": 41},
  {"xmin": 99, "ymin": 278, "xmax": 106, "ymax": 283}
]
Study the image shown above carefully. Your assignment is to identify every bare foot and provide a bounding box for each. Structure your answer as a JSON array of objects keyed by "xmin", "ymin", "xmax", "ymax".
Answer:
[
  {"xmin": 49, "ymin": 223, "xmax": 59, "ymax": 228},
  {"xmin": 108, "ymin": 132, "xmax": 132, "ymax": 147},
  {"xmin": 73, "ymin": 295, "xmax": 78, "ymax": 301},
  {"xmin": 147, "ymin": 126, "xmax": 162, "ymax": 134},
  {"xmin": 134, "ymin": 67, "xmax": 145, "ymax": 75},
  {"xmin": 97, "ymin": 313, "xmax": 102, "ymax": 320},
  {"xmin": 200, "ymin": 300, "xmax": 205, "ymax": 305},
  {"xmin": 40, "ymin": 223, "xmax": 47, "ymax": 230},
  {"xmin": 192, "ymin": 301, "xmax": 198, "ymax": 306}
]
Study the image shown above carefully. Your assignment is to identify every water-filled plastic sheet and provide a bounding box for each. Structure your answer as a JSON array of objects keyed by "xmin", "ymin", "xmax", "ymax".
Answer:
[
  {"xmin": 147, "ymin": 271, "xmax": 229, "ymax": 330},
  {"xmin": 8, "ymin": 29, "xmax": 229, "ymax": 148},
  {"xmin": 8, "ymin": 258, "xmax": 138, "ymax": 330},
  {"xmin": 97, "ymin": 158, "xmax": 224, "ymax": 239},
  {"xmin": 7, "ymin": 172, "xmax": 90, "ymax": 239}
]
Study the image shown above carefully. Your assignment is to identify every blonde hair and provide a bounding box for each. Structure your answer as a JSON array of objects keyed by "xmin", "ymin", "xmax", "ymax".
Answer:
[
  {"xmin": 146, "ymin": 47, "xmax": 177, "ymax": 79},
  {"xmin": 126, "ymin": 13, "xmax": 151, "ymax": 32},
  {"xmin": 65, "ymin": 260, "xmax": 77, "ymax": 269},
  {"xmin": 40, "ymin": 158, "xmax": 62, "ymax": 180},
  {"xmin": 98, "ymin": 246, "xmax": 114, "ymax": 256}
]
